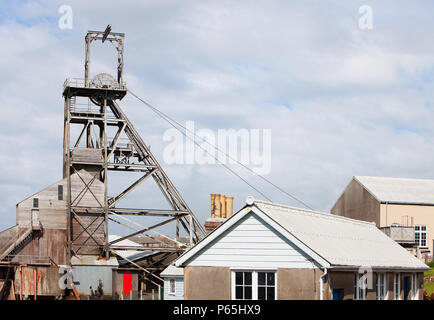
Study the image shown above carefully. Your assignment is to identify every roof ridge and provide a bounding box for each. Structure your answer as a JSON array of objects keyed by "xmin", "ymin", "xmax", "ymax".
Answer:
[
  {"xmin": 253, "ymin": 199, "xmax": 376, "ymax": 226},
  {"xmin": 355, "ymin": 175, "xmax": 434, "ymax": 182}
]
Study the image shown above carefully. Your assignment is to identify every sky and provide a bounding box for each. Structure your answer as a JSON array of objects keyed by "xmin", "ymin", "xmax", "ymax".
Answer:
[{"xmin": 0, "ymin": 0, "xmax": 434, "ymax": 237}]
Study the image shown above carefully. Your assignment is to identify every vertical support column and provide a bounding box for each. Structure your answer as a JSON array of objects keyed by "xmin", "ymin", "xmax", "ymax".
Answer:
[
  {"xmin": 117, "ymin": 38, "xmax": 124, "ymax": 88},
  {"xmin": 176, "ymin": 218, "xmax": 180, "ymax": 243},
  {"xmin": 84, "ymin": 35, "xmax": 91, "ymax": 87},
  {"xmin": 103, "ymin": 97, "xmax": 109, "ymax": 259},
  {"xmin": 87, "ymin": 121, "xmax": 93, "ymax": 148},
  {"xmin": 189, "ymin": 214, "xmax": 193, "ymax": 247},
  {"xmin": 64, "ymin": 96, "xmax": 72, "ymax": 262}
]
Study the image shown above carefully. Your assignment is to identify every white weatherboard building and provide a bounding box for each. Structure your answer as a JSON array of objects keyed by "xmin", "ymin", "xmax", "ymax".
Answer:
[
  {"xmin": 170, "ymin": 197, "xmax": 428, "ymax": 300},
  {"xmin": 161, "ymin": 265, "xmax": 184, "ymax": 300}
]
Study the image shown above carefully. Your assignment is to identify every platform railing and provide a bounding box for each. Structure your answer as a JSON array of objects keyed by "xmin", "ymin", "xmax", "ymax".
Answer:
[
  {"xmin": 63, "ymin": 78, "xmax": 126, "ymax": 91},
  {"xmin": 3, "ymin": 254, "xmax": 51, "ymax": 265}
]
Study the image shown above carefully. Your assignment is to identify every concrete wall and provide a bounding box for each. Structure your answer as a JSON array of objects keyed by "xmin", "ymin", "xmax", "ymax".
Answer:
[
  {"xmin": 184, "ymin": 266, "xmax": 231, "ymax": 300},
  {"xmin": 184, "ymin": 267, "xmax": 324, "ymax": 300},
  {"xmin": 328, "ymin": 271, "xmax": 355, "ymax": 300},
  {"xmin": 183, "ymin": 267, "xmax": 425, "ymax": 300},
  {"xmin": 72, "ymin": 265, "xmax": 114, "ymax": 297},
  {"xmin": 331, "ymin": 178, "xmax": 380, "ymax": 225},
  {"xmin": 380, "ymin": 203, "xmax": 434, "ymax": 255},
  {"xmin": 277, "ymin": 268, "xmax": 323, "ymax": 300}
]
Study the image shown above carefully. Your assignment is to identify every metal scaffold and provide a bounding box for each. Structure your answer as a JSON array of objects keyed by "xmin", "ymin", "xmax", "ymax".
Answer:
[{"xmin": 62, "ymin": 26, "xmax": 205, "ymax": 269}]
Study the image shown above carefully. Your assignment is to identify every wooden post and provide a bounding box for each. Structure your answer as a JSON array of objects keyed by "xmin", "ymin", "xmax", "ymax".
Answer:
[
  {"xmin": 19, "ymin": 266, "xmax": 23, "ymax": 300},
  {"xmin": 33, "ymin": 268, "xmax": 37, "ymax": 300},
  {"xmin": 10, "ymin": 279, "xmax": 15, "ymax": 300}
]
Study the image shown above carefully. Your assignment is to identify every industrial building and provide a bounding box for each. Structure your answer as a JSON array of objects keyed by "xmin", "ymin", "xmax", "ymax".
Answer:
[
  {"xmin": 172, "ymin": 197, "xmax": 428, "ymax": 300},
  {"xmin": 0, "ymin": 27, "xmax": 204, "ymax": 300},
  {"xmin": 0, "ymin": 26, "xmax": 431, "ymax": 302},
  {"xmin": 331, "ymin": 176, "xmax": 434, "ymax": 260}
]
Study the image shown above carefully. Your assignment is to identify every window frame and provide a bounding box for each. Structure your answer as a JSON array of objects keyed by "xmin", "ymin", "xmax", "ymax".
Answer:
[
  {"xmin": 415, "ymin": 225, "xmax": 428, "ymax": 248},
  {"xmin": 231, "ymin": 270, "xmax": 277, "ymax": 300},
  {"xmin": 376, "ymin": 273, "xmax": 387, "ymax": 300},
  {"xmin": 168, "ymin": 278, "xmax": 176, "ymax": 295},
  {"xmin": 393, "ymin": 273, "xmax": 400, "ymax": 300},
  {"xmin": 411, "ymin": 273, "xmax": 418, "ymax": 300}
]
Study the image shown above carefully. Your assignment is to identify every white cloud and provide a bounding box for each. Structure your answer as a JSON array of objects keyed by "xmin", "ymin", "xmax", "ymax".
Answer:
[{"xmin": 0, "ymin": 0, "xmax": 434, "ymax": 233}]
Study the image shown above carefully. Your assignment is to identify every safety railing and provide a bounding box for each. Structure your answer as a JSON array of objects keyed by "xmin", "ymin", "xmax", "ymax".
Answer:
[
  {"xmin": 120, "ymin": 289, "xmax": 162, "ymax": 300},
  {"xmin": 63, "ymin": 78, "xmax": 126, "ymax": 90},
  {"xmin": 2, "ymin": 254, "xmax": 51, "ymax": 265}
]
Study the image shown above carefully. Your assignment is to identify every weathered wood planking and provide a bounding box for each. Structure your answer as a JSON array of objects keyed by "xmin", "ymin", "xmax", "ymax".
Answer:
[
  {"xmin": 17, "ymin": 170, "xmax": 105, "ymax": 229},
  {"xmin": 12, "ymin": 169, "xmax": 105, "ymax": 260},
  {"xmin": 0, "ymin": 225, "xmax": 18, "ymax": 253},
  {"xmin": 12, "ymin": 228, "xmax": 67, "ymax": 265},
  {"xmin": 14, "ymin": 266, "xmax": 63, "ymax": 297},
  {"xmin": 71, "ymin": 147, "xmax": 104, "ymax": 163},
  {"xmin": 71, "ymin": 212, "xmax": 105, "ymax": 255}
]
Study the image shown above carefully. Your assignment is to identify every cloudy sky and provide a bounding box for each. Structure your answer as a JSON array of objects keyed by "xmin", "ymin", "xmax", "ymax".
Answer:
[{"xmin": 1, "ymin": 1, "xmax": 434, "ymax": 236}]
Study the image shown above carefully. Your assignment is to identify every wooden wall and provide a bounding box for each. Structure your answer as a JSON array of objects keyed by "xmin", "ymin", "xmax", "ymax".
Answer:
[{"xmin": 12, "ymin": 169, "xmax": 105, "ymax": 262}]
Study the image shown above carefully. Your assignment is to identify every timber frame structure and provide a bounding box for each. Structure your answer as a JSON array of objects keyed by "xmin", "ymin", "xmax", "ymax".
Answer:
[{"xmin": 62, "ymin": 26, "xmax": 205, "ymax": 264}]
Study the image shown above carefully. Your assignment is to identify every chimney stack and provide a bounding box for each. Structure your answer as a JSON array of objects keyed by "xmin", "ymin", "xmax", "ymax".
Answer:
[{"xmin": 205, "ymin": 194, "xmax": 234, "ymax": 233}]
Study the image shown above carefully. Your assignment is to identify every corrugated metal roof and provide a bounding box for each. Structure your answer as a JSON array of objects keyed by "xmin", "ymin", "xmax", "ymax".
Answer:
[
  {"xmin": 355, "ymin": 176, "xmax": 434, "ymax": 205},
  {"xmin": 254, "ymin": 199, "xmax": 428, "ymax": 270},
  {"xmin": 160, "ymin": 264, "xmax": 184, "ymax": 277},
  {"xmin": 109, "ymin": 234, "xmax": 154, "ymax": 262},
  {"xmin": 71, "ymin": 255, "xmax": 119, "ymax": 266}
]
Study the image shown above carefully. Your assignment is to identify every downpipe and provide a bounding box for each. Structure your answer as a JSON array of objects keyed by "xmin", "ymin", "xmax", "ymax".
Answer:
[{"xmin": 319, "ymin": 268, "xmax": 328, "ymax": 300}]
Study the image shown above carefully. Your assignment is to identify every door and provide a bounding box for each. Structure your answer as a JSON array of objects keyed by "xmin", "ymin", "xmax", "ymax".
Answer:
[
  {"xmin": 123, "ymin": 273, "xmax": 132, "ymax": 295},
  {"xmin": 332, "ymin": 289, "xmax": 343, "ymax": 300},
  {"xmin": 403, "ymin": 276, "xmax": 410, "ymax": 300}
]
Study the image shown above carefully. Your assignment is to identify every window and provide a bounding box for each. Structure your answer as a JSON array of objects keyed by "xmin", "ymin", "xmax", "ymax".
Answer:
[
  {"xmin": 376, "ymin": 273, "xmax": 387, "ymax": 300},
  {"xmin": 415, "ymin": 226, "xmax": 427, "ymax": 248},
  {"xmin": 232, "ymin": 271, "xmax": 276, "ymax": 300},
  {"xmin": 354, "ymin": 273, "xmax": 367, "ymax": 300},
  {"xmin": 169, "ymin": 278, "xmax": 176, "ymax": 295},
  {"xmin": 393, "ymin": 273, "xmax": 400, "ymax": 300},
  {"xmin": 58, "ymin": 185, "xmax": 63, "ymax": 201},
  {"xmin": 33, "ymin": 198, "xmax": 39, "ymax": 208},
  {"xmin": 234, "ymin": 271, "xmax": 253, "ymax": 300},
  {"xmin": 257, "ymin": 272, "xmax": 275, "ymax": 300},
  {"xmin": 412, "ymin": 273, "xmax": 418, "ymax": 300}
]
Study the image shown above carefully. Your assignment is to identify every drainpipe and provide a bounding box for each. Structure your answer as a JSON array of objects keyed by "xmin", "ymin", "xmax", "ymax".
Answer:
[{"xmin": 319, "ymin": 268, "xmax": 328, "ymax": 300}]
